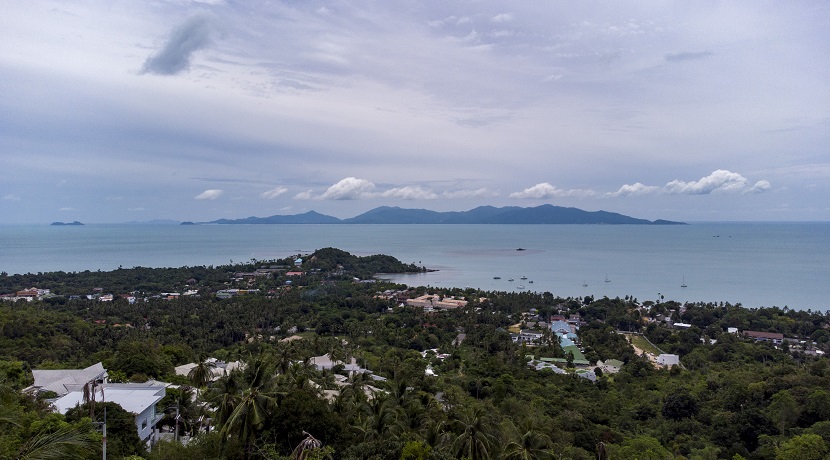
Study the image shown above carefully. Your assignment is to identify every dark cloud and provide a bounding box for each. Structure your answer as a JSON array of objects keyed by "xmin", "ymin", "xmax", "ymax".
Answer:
[
  {"xmin": 142, "ymin": 15, "xmax": 215, "ymax": 75},
  {"xmin": 665, "ymin": 51, "xmax": 713, "ymax": 62}
]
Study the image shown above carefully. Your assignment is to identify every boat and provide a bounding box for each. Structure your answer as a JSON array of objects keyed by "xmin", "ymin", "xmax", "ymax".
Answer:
[
  {"xmin": 520, "ymin": 276, "xmax": 527, "ymax": 280},
  {"xmin": 493, "ymin": 276, "xmax": 501, "ymax": 280},
  {"xmin": 582, "ymin": 281, "xmax": 588, "ymax": 287},
  {"xmin": 508, "ymin": 278, "xmax": 514, "ymax": 282},
  {"xmin": 681, "ymin": 276, "xmax": 687, "ymax": 288},
  {"xmin": 516, "ymin": 285, "xmax": 525, "ymax": 289},
  {"xmin": 528, "ymin": 280, "xmax": 533, "ymax": 284},
  {"xmin": 516, "ymin": 248, "xmax": 526, "ymax": 251},
  {"xmin": 604, "ymin": 274, "xmax": 610, "ymax": 283}
]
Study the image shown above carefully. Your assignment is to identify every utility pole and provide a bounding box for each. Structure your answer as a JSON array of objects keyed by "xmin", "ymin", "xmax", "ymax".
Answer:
[
  {"xmin": 102, "ymin": 406, "xmax": 107, "ymax": 460},
  {"xmin": 175, "ymin": 403, "xmax": 180, "ymax": 444}
]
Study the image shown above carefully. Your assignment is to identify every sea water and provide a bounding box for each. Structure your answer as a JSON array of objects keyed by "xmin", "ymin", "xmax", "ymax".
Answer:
[{"xmin": 0, "ymin": 222, "xmax": 827, "ymax": 311}]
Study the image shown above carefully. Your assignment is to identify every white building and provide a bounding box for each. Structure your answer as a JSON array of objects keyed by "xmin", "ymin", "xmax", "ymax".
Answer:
[
  {"xmin": 51, "ymin": 383, "xmax": 166, "ymax": 442},
  {"xmin": 27, "ymin": 362, "xmax": 107, "ymax": 396},
  {"xmin": 656, "ymin": 354, "xmax": 680, "ymax": 366}
]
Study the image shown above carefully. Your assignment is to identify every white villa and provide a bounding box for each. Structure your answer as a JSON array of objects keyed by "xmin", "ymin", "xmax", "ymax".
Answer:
[
  {"xmin": 51, "ymin": 383, "xmax": 166, "ymax": 442},
  {"xmin": 27, "ymin": 362, "xmax": 107, "ymax": 396},
  {"xmin": 27, "ymin": 363, "xmax": 166, "ymax": 443}
]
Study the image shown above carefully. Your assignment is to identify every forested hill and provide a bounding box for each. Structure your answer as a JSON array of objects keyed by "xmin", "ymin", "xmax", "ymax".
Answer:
[
  {"xmin": 201, "ymin": 204, "xmax": 684, "ymax": 225},
  {"xmin": 4, "ymin": 248, "xmax": 829, "ymax": 460}
]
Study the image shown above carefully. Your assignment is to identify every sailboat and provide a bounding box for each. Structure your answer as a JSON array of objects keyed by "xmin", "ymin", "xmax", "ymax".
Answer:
[
  {"xmin": 681, "ymin": 276, "xmax": 687, "ymax": 288},
  {"xmin": 604, "ymin": 273, "xmax": 610, "ymax": 283},
  {"xmin": 582, "ymin": 281, "xmax": 588, "ymax": 287}
]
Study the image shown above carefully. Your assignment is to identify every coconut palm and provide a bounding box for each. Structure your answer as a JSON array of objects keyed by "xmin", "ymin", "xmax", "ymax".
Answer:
[
  {"xmin": 500, "ymin": 418, "xmax": 553, "ymax": 460},
  {"xmin": 291, "ymin": 431, "xmax": 323, "ymax": 460},
  {"xmin": 16, "ymin": 423, "xmax": 96, "ymax": 460},
  {"xmin": 274, "ymin": 342, "xmax": 296, "ymax": 375},
  {"xmin": 81, "ymin": 380, "xmax": 101, "ymax": 419},
  {"xmin": 449, "ymin": 405, "xmax": 498, "ymax": 460},
  {"xmin": 188, "ymin": 355, "xmax": 216, "ymax": 389},
  {"xmin": 217, "ymin": 355, "xmax": 278, "ymax": 459},
  {"xmin": 207, "ymin": 371, "xmax": 240, "ymax": 428}
]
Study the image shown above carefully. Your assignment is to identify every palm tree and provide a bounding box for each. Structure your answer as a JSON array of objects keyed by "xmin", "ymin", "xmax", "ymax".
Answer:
[
  {"xmin": 188, "ymin": 355, "xmax": 216, "ymax": 389},
  {"xmin": 291, "ymin": 431, "xmax": 325, "ymax": 460},
  {"xmin": 500, "ymin": 419, "xmax": 553, "ymax": 460},
  {"xmin": 274, "ymin": 342, "xmax": 296, "ymax": 375},
  {"xmin": 81, "ymin": 379, "xmax": 102, "ymax": 419},
  {"xmin": 219, "ymin": 354, "xmax": 277, "ymax": 459},
  {"xmin": 16, "ymin": 423, "xmax": 96, "ymax": 460},
  {"xmin": 207, "ymin": 371, "xmax": 240, "ymax": 429},
  {"xmin": 450, "ymin": 406, "xmax": 498, "ymax": 460},
  {"xmin": 221, "ymin": 385, "xmax": 275, "ymax": 458}
]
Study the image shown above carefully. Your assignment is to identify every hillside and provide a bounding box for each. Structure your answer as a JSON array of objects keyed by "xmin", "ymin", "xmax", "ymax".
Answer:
[{"xmin": 203, "ymin": 205, "xmax": 684, "ymax": 225}]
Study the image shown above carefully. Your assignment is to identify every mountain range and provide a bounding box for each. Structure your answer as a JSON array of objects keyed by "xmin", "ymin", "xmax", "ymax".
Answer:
[{"xmin": 196, "ymin": 205, "xmax": 684, "ymax": 225}]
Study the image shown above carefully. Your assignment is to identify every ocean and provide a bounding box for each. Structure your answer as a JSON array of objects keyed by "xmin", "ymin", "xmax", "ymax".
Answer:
[{"xmin": 1, "ymin": 222, "xmax": 828, "ymax": 311}]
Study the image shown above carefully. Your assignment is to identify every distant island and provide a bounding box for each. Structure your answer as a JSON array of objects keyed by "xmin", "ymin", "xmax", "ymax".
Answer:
[
  {"xmin": 50, "ymin": 221, "xmax": 84, "ymax": 226},
  {"xmin": 199, "ymin": 204, "xmax": 685, "ymax": 225}
]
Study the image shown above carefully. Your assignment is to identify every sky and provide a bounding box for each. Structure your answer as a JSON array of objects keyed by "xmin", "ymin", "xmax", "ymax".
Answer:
[{"xmin": 1, "ymin": 1, "xmax": 828, "ymax": 224}]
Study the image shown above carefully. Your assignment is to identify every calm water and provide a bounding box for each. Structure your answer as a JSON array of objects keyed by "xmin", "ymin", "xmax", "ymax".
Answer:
[{"xmin": 1, "ymin": 223, "xmax": 828, "ymax": 311}]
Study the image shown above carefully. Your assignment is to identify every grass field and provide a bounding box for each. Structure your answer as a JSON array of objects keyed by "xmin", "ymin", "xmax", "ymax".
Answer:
[{"xmin": 626, "ymin": 333, "xmax": 664, "ymax": 355}]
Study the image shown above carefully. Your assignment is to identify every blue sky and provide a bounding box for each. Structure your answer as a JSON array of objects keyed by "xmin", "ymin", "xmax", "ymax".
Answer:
[{"xmin": 1, "ymin": 1, "xmax": 828, "ymax": 223}]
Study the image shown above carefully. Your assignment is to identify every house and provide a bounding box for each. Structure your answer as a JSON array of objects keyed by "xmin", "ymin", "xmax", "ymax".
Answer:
[
  {"xmin": 574, "ymin": 369, "xmax": 597, "ymax": 382},
  {"xmin": 27, "ymin": 362, "xmax": 108, "ymax": 396},
  {"xmin": 406, "ymin": 295, "xmax": 468, "ymax": 310},
  {"xmin": 310, "ymin": 354, "xmax": 385, "ymax": 381},
  {"xmin": 528, "ymin": 359, "xmax": 567, "ymax": 374},
  {"xmin": 656, "ymin": 354, "xmax": 680, "ymax": 366},
  {"xmin": 597, "ymin": 359, "xmax": 624, "ymax": 374},
  {"xmin": 743, "ymin": 330, "xmax": 784, "ymax": 344},
  {"xmin": 51, "ymin": 383, "xmax": 166, "ymax": 443},
  {"xmin": 512, "ymin": 330, "xmax": 544, "ymax": 344},
  {"xmin": 550, "ymin": 320, "xmax": 573, "ymax": 334},
  {"xmin": 174, "ymin": 358, "xmax": 244, "ymax": 382}
]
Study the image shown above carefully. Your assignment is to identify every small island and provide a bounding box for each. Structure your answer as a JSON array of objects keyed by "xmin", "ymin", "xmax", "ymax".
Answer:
[
  {"xmin": 179, "ymin": 221, "xmax": 197, "ymax": 225},
  {"xmin": 50, "ymin": 221, "xmax": 84, "ymax": 226}
]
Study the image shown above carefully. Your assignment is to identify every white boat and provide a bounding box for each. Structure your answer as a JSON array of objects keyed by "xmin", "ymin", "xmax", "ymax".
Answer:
[
  {"xmin": 681, "ymin": 276, "xmax": 687, "ymax": 288},
  {"xmin": 520, "ymin": 276, "xmax": 528, "ymax": 280},
  {"xmin": 516, "ymin": 285, "xmax": 525, "ymax": 289},
  {"xmin": 508, "ymin": 278, "xmax": 514, "ymax": 282}
]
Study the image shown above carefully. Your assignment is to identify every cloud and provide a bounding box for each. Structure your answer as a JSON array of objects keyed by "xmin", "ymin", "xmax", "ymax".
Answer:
[
  {"xmin": 510, "ymin": 183, "xmax": 596, "ymax": 199},
  {"xmin": 2, "ymin": 194, "xmax": 21, "ymax": 201},
  {"xmin": 141, "ymin": 14, "xmax": 216, "ymax": 75},
  {"xmin": 293, "ymin": 190, "xmax": 314, "ymax": 200},
  {"xmin": 665, "ymin": 51, "xmax": 713, "ymax": 62},
  {"xmin": 260, "ymin": 186, "xmax": 288, "ymax": 199},
  {"xmin": 664, "ymin": 170, "xmax": 769, "ymax": 195},
  {"xmin": 443, "ymin": 188, "xmax": 497, "ymax": 199},
  {"xmin": 608, "ymin": 182, "xmax": 660, "ymax": 197},
  {"xmin": 195, "ymin": 189, "xmax": 223, "ymax": 200},
  {"xmin": 59, "ymin": 207, "xmax": 76, "ymax": 211},
  {"xmin": 319, "ymin": 177, "xmax": 376, "ymax": 200},
  {"xmin": 379, "ymin": 186, "xmax": 438, "ymax": 200},
  {"xmin": 491, "ymin": 13, "xmax": 513, "ymax": 23},
  {"xmin": 747, "ymin": 180, "xmax": 772, "ymax": 194}
]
